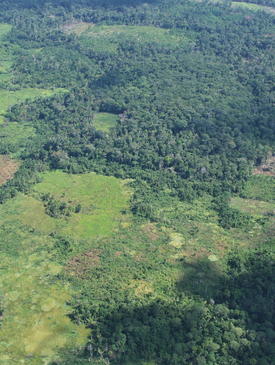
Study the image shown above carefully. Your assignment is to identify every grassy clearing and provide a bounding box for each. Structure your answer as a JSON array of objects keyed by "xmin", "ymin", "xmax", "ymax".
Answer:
[
  {"xmin": 0, "ymin": 88, "xmax": 66, "ymax": 124},
  {"xmin": 0, "ymin": 23, "xmax": 11, "ymax": 39},
  {"xmin": 231, "ymin": 2, "xmax": 275, "ymax": 15},
  {"xmin": 1, "ymin": 171, "xmax": 131, "ymax": 240},
  {"xmin": 0, "ymin": 254, "xmax": 88, "ymax": 364},
  {"xmin": 80, "ymin": 25, "xmax": 188, "ymax": 54},
  {"xmin": 0, "ymin": 171, "xmax": 132, "ymax": 363},
  {"xmin": 33, "ymin": 171, "xmax": 131, "ymax": 239},
  {"xmin": 231, "ymin": 197, "xmax": 275, "ymax": 216},
  {"xmin": 62, "ymin": 21, "xmax": 91, "ymax": 35},
  {"xmin": 0, "ymin": 122, "xmax": 36, "ymax": 156},
  {"xmin": 94, "ymin": 112, "xmax": 119, "ymax": 132},
  {"xmin": 241, "ymin": 175, "xmax": 275, "ymax": 202}
]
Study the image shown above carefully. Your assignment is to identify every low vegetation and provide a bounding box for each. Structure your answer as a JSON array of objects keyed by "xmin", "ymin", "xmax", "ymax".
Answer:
[{"xmin": 93, "ymin": 112, "xmax": 119, "ymax": 132}]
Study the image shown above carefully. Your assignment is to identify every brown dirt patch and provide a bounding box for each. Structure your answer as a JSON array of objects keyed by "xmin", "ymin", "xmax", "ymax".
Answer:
[
  {"xmin": 253, "ymin": 155, "xmax": 275, "ymax": 176},
  {"xmin": 67, "ymin": 249, "xmax": 101, "ymax": 278},
  {"xmin": 114, "ymin": 251, "xmax": 123, "ymax": 257},
  {"xmin": 141, "ymin": 223, "xmax": 159, "ymax": 241},
  {"xmin": 0, "ymin": 155, "xmax": 19, "ymax": 186},
  {"xmin": 62, "ymin": 21, "xmax": 92, "ymax": 35}
]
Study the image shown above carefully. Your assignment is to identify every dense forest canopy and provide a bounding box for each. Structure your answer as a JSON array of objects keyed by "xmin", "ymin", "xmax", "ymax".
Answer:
[{"xmin": 0, "ymin": 0, "xmax": 274, "ymax": 364}]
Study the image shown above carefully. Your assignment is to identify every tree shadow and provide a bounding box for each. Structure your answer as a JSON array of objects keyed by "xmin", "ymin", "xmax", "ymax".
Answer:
[{"xmin": 50, "ymin": 250, "xmax": 275, "ymax": 365}]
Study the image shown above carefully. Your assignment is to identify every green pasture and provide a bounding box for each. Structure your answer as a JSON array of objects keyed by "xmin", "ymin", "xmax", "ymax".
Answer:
[
  {"xmin": 231, "ymin": 2, "xmax": 275, "ymax": 15},
  {"xmin": 0, "ymin": 23, "xmax": 11, "ymax": 39},
  {"xmin": 231, "ymin": 197, "xmax": 275, "ymax": 216},
  {"xmin": 80, "ymin": 25, "xmax": 188, "ymax": 54},
  {"xmin": 0, "ymin": 252, "xmax": 88, "ymax": 364},
  {"xmin": 1, "ymin": 170, "xmax": 131, "ymax": 240},
  {"xmin": 0, "ymin": 88, "xmax": 66, "ymax": 123},
  {"xmin": 0, "ymin": 171, "xmax": 131, "ymax": 364},
  {"xmin": 94, "ymin": 112, "xmax": 119, "ymax": 132},
  {"xmin": 241, "ymin": 175, "xmax": 275, "ymax": 202},
  {"xmin": 0, "ymin": 122, "xmax": 35, "ymax": 156}
]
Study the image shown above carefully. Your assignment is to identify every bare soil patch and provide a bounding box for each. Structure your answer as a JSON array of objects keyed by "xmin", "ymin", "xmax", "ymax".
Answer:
[
  {"xmin": 62, "ymin": 21, "xmax": 92, "ymax": 35},
  {"xmin": 0, "ymin": 155, "xmax": 19, "ymax": 185},
  {"xmin": 141, "ymin": 223, "xmax": 159, "ymax": 241},
  {"xmin": 253, "ymin": 155, "xmax": 275, "ymax": 176},
  {"xmin": 67, "ymin": 249, "xmax": 101, "ymax": 278}
]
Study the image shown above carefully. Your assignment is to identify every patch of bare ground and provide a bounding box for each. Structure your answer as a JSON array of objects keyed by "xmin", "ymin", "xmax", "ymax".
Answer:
[
  {"xmin": 0, "ymin": 155, "xmax": 19, "ymax": 185},
  {"xmin": 141, "ymin": 223, "xmax": 159, "ymax": 241},
  {"xmin": 66, "ymin": 249, "xmax": 101, "ymax": 278},
  {"xmin": 62, "ymin": 21, "xmax": 92, "ymax": 35},
  {"xmin": 253, "ymin": 155, "xmax": 275, "ymax": 176}
]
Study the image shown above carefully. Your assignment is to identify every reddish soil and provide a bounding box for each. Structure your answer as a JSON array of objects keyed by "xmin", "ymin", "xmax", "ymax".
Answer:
[
  {"xmin": 141, "ymin": 223, "xmax": 159, "ymax": 241},
  {"xmin": 67, "ymin": 249, "xmax": 101, "ymax": 278},
  {"xmin": 0, "ymin": 155, "xmax": 19, "ymax": 186}
]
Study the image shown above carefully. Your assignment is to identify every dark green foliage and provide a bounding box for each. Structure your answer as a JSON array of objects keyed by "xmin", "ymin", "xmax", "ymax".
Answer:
[
  {"xmin": 213, "ymin": 193, "xmax": 252, "ymax": 229},
  {"xmin": 56, "ymin": 250, "xmax": 274, "ymax": 365},
  {"xmin": 40, "ymin": 193, "xmax": 81, "ymax": 218}
]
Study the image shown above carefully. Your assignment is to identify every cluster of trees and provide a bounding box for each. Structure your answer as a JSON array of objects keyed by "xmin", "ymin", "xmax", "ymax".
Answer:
[
  {"xmin": 40, "ymin": 193, "xmax": 81, "ymax": 218},
  {"xmin": 53, "ymin": 249, "xmax": 274, "ymax": 365}
]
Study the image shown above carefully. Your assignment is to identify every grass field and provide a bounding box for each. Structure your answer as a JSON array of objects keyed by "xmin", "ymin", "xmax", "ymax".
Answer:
[
  {"xmin": 0, "ymin": 23, "xmax": 11, "ymax": 39},
  {"xmin": 241, "ymin": 175, "xmax": 275, "ymax": 202},
  {"xmin": 231, "ymin": 197, "xmax": 275, "ymax": 216},
  {"xmin": 79, "ymin": 25, "xmax": 189, "ymax": 54},
  {"xmin": 0, "ymin": 171, "xmax": 131, "ymax": 364},
  {"xmin": 0, "ymin": 88, "xmax": 66, "ymax": 124},
  {"xmin": 231, "ymin": 2, "xmax": 275, "ymax": 15},
  {"xmin": 0, "ymin": 122, "xmax": 36, "ymax": 156},
  {"xmin": 94, "ymin": 112, "xmax": 119, "ymax": 132}
]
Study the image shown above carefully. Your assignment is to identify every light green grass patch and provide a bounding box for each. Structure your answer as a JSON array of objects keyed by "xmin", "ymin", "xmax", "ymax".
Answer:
[
  {"xmin": 0, "ymin": 122, "xmax": 36, "ymax": 156},
  {"xmin": 0, "ymin": 169, "xmax": 131, "ymax": 363},
  {"xmin": 80, "ymin": 25, "xmax": 188, "ymax": 54},
  {"xmin": 33, "ymin": 171, "xmax": 131, "ymax": 239},
  {"xmin": 232, "ymin": 2, "xmax": 275, "ymax": 15},
  {"xmin": 0, "ymin": 88, "xmax": 66, "ymax": 124},
  {"xmin": 241, "ymin": 175, "xmax": 275, "ymax": 202},
  {"xmin": 0, "ymin": 171, "xmax": 131, "ymax": 241},
  {"xmin": 0, "ymin": 23, "xmax": 12, "ymax": 39},
  {"xmin": 94, "ymin": 112, "xmax": 119, "ymax": 132},
  {"xmin": 230, "ymin": 197, "xmax": 275, "ymax": 216},
  {"xmin": 0, "ymin": 253, "xmax": 89, "ymax": 364}
]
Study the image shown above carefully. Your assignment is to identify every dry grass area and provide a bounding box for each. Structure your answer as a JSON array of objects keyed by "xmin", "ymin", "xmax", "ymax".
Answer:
[
  {"xmin": 62, "ymin": 21, "xmax": 92, "ymax": 35},
  {"xmin": 0, "ymin": 155, "xmax": 19, "ymax": 185}
]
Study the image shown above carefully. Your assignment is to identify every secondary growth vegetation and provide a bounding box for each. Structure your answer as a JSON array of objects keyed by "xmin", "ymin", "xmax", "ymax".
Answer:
[{"xmin": 0, "ymin": 0, "xmax": 274, "ymax": 364}]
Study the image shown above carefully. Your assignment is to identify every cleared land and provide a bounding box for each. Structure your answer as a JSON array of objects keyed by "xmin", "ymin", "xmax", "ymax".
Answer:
[
  {"xmin": 94, "ymin": 112, "xmax": 119, "ymax": 132},
  {"xmin": 78, "ymin": 24, "xmax": 190, "ymax": 54},
  {"xmin": 0, "ymin": 171, "xmax": 131, "ymax": 363},
  {"xmin": 231, "ymin": 2, "xmax": 275, "ymax": 15},
  {"xmin": 0, "ymin": 155, "xmax": 19, "ymax": 185},
  {"xmin": 0, "ymin": 88, "xmax": 66, "ymax": 124}
]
